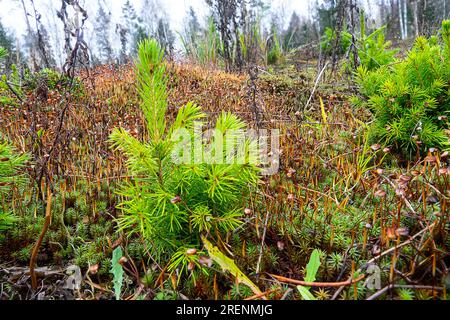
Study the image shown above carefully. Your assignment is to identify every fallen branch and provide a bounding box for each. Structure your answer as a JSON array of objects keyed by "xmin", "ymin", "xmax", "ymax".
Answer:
[
  {"xmin": 255, "ymin": 212, "xmax": 270, "ymax": 276},
  {"xmin": 269, "ymin": 274, "xmax": 365, "ymax": 288},
  {"xmin": 305, "ymin": 61, "xmax": 329, "ymax": 112},
  {"xmin": 244, "ymin": 288, "xmax": 280, "ymax": 301},
  {"xmin": 362, "ymin": 222, "xmax": 436, "ymax": 269},
  {"xmin": 367, "ymin": 284, "xmax": 443, "ymax": 300},
  {"xmin": 5, "ymin": 81, "xmax": 23, "ymax": 103},
  {"xmin": 331, "ymin": 222, "xmax": 437, "ymax": 300}
]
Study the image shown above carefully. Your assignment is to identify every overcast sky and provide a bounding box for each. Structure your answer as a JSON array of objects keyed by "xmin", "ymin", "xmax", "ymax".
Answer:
[
  {"xmin": 0, "ymin": 0, "xmax": 314, "ymax": 64},
  {"xmin": 0, "ymin": 0, "xmax": 313, "ymax": 35}
]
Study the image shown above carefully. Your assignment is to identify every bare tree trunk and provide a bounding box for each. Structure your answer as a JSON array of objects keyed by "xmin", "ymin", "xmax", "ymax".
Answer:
[
  {"xmin": 57, "ymin": 0, "xmax": 90, "ymax": 80},
  {"xmin": 398, "ymin": 0, "xmax": 404, "ymax": 39},
  {"xmin": 379, "ymin": 0, "xmax": 386, "ymax": 25},
  {"xmin": 413, "ymin": 0, "xmax": 419, "ymax": 36},
  {"xmin": 403, "ymin": 0, "xmax": 408, "ymax": 38},
  {"xmin": 348, "ymin": 0, "xmax": 360, "ymax": 69},
  {"xmin": 331, "ymin": 0, "xmax": 347, "ymax": 73},
  {"xmin": 30, "ymin": 0, "xmax": 51, "ymax": 68},
  {"xmin": 20, "ymin": 0, "xmax": 38, "ymax": 70},
  {"xmin": 15, "ymin": 38, "xmax": 21, "ymax": 67},
  {"xmin": 444, "ymin": 0, "xmax": 447, "ymax": 19},
  {"xmin": 47, "ymin": 1, "xmax": 64, "ymax": 68}
]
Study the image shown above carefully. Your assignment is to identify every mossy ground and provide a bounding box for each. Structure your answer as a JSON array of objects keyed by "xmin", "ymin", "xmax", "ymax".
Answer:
[{"xmin": 0, "ymin": 62, "xmax": 448, "ymax": 300}]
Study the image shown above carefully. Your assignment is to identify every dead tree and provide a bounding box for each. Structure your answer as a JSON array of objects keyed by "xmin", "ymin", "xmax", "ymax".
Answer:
[
  {"xmin": 20, "ymin": 0, "xmax": 38, "ymax": 70},
  {"xmin": 348, "ymin": 0, "xmax": 360, "ymax": 69},
  {"xmin": 330, "ymin": 0, "xmax": 348, "ymax": 73},
  {"xmin": 57, "ymin": 0, "xmax": 90, "ymax": 81},
  {"xmin": 30, "ymin": 0, "xmax": 51, "ymax": 69},
  {"xmin": 31, "ymin": 0, "xmax": 91, "ymax": 202},
  {"xmin": 206, "ymin": 0, "xmax": 242, "ymax": 72}
]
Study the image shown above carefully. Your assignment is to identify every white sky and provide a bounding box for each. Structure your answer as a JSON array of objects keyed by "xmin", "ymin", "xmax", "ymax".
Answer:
[
  {"xmin": 0, "ymin": 0, "xmax": 313, "ymax": 64},
  {"xmin": 0, "ymin": 0, "xmax": 313, "ymax": 35}
]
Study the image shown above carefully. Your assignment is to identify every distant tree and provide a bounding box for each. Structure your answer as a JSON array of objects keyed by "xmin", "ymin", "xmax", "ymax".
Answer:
[
  {"xmin": 283, "ymin": 12, "xmax": 316, "ymax": 50},
  {"xmin": 116, "ymin": 23, "xmax": 128, "ymax": 63},
  {"xmin": 186, "ymin": 6, "xmax": 201, "ymax": 44},
  {"xmin": 37, "ymin": 24, "xmax": 56, "ymax": 67},
  {"xmin": 95, "ymin": 3, "xmax": 113, "ymax": 62},
  {"xmin": 121, "ymin": 0, "xmax": 138, "ymax": 33},
  {"xmin": 132, "ymin": 24, "xmax": 148, "ymax": 56},
  {"xmin": 140, "ymin": 0, "xmax": 160, "ymax": 35},
  {"xmin": 119, "ymin": 0, "xmax": 140, "ymax": 58},
  {"xmin": 420, "ymin": 0, "xmax": 450, "ymax": 35},
  {"xmin": 241, "ymin": 0, "xmax": 270, "ymax": 65},
  {"xmin": 0, "ymin": 21, "xmax": 18, "ymax": 70},
  {"xmin": 315, "ymin": 0, "xmax": 340, "ymax": 33},
  {"xmin": 0, "ymin": 23, "xmax": 14, "ymax": 54},
  {"xmin": 284, "ymin": 12, "xmax": 301, "ymax": 49},
  {"xmin": 206, "ymin": 0, "xmax": 240, "ymax": 71},
  {"xmin": 375, "ymin": 0, "xmax": 450, "ymax": 40},
  {"xmin": 155, "ymin": 18, "xmax": 175, "ymax": 56},
  {"xmin": 20, "ymin": 0, "xmax": 38, "ymax": 69},
  {"xmin": 20, "ymin": 0, "xmax": 54, "ymax": 69}
]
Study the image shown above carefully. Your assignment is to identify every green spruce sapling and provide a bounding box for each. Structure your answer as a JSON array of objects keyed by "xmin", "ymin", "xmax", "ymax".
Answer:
[
  {"xmin": 109, "ymin": 39, "xmax": 260, "ymax": 273},
  {"xmin": 0, "ymin": 140, "xmax": 28, "ymax": 231},
  {"xmin": 354, "ymin": 21, "xmax": 450, "ymax": 158},
  {"xmin": 0, "ymin": 48, "xmax": 29, "ymax": 232}
]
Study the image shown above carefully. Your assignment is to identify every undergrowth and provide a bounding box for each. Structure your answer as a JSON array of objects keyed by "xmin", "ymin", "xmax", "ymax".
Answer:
[{"xmin": 0, "ymin": 29, "xmax": 449, "ymax": 300}]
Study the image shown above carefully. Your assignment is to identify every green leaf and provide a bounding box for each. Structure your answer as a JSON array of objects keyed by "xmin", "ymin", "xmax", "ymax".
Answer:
[
  {"xmin": 304, "ymin": 249, "xmax": 321, "ymax": 283},
  {"xmin": 202, "ymin": 236, "xmax": 264, "ymax": 298},
  {"xmin": 297, "ymin": 285, "xmax": 317, "ymax": 301},
  {"xmin": 110, "ymin": 247, "xmax": 124, "ymax": 300}
]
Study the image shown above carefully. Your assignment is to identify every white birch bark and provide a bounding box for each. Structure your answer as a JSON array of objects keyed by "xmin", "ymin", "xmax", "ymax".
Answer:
[
  {"xmin": 403, "ymin": 0, "xmax": 408, "ymax": 38},
  {"xmin": 398, "ymin": 0, "xmax": 405, "ymax": 39}
]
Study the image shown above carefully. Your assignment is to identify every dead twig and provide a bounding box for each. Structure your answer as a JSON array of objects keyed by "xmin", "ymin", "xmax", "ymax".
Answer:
[
  {"xmin": 255, "ymin": 211, "xmax": 270, "ymax": 276},
  {"xmin": 269, "ymin": 274, "xmax": 365, "ymax": 288},
  {"xmin": 305, "ymin": 61, "xmax": 329, "ymax": 112},
  {"xmin": 367, "ymin": 284, "xmax": 443, "ymax": 300},
  {"xmin": 244, "ymin": 288, "xmax": 280, "ymax": 301},
  {"xmin": 29, "ymin": 186, "xmax": 52, "ymax": 291},
  {"xmin": 331, "ymin": 222, "xmax": 437, "ymax": 300}
]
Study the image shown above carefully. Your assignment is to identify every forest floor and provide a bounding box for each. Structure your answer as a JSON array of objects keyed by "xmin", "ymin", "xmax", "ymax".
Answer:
[{"xmin": 0, "ymin": 61, "xmax": 448, "ymax": 300}]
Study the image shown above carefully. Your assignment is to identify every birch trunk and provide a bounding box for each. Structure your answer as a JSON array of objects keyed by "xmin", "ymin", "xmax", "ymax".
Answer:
[
  {"xmin": 398, "ymin": 0, "xmax": 405, "ymax": 39},
  {"xmin": 403, "ymin": 0, "xmax": 408, "ymax": 38},
  {"xmin": 413, "ymin": 0, "xmax": 419, "ymax": 36}
]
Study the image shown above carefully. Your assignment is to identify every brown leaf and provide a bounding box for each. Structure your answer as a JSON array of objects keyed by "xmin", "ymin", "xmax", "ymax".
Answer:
[{"xmin": 410, "ymin": 170, "xmax": 421, "ymax": 177}]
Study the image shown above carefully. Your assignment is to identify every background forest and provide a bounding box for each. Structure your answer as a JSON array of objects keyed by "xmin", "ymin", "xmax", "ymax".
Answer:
[{"xmin": 0, "ymin": 0, "xmax": 449, "ymax": 301}]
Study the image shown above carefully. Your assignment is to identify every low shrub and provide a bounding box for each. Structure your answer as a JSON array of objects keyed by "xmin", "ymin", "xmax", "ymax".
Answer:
[{"xmin": 354, "ymin": 20, "xmax": 450, "ymax": 158}]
